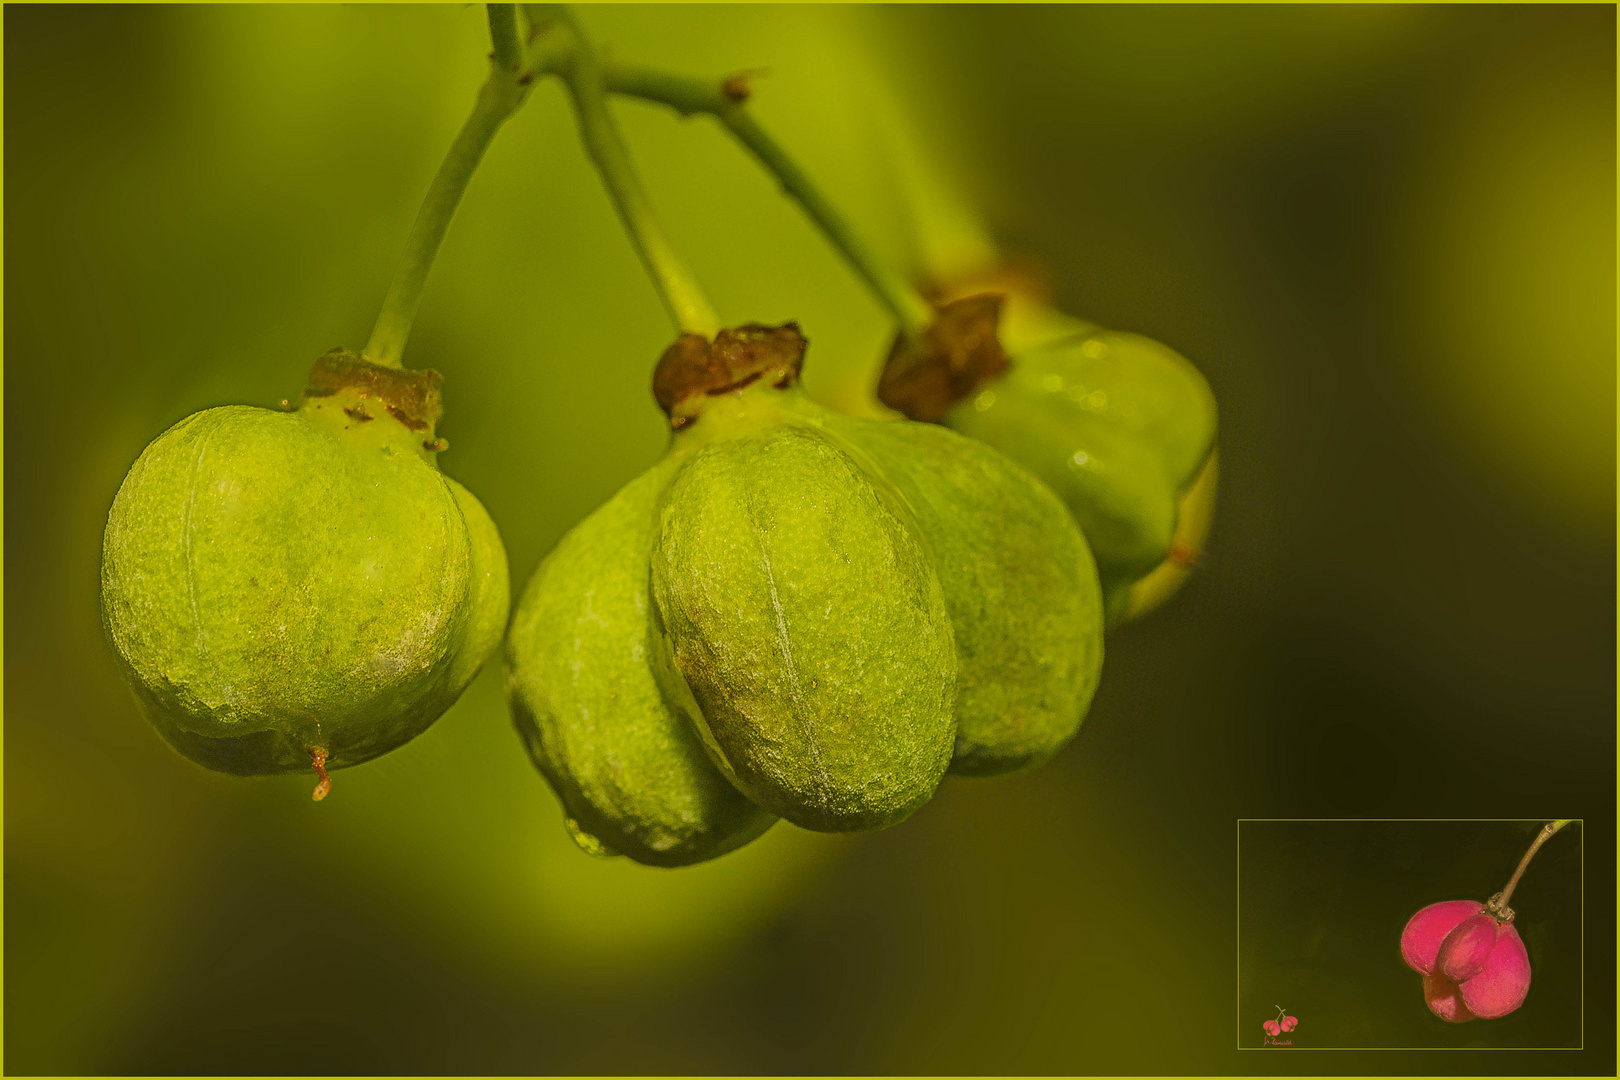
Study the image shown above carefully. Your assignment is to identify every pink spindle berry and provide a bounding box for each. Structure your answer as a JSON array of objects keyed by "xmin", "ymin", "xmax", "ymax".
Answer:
[
  {"xmin": 1459, "ymin": 923, "xmax": 1531, "ymax": 1020},
  {"xmin": 1404, "ymin": 900, "xmax": 1532, "ymax": 1021},
  {"xmin": 1401, "ymin": 900, "xmax": 1484, "ymax": 975},
  {"xmin": 1280, "ymin": 1015, "xmax": 1298, "ymax": 1032},
  {"xmin": 1263, "ymin": 1020, "xmax": 1281, "ymax": 1037},
  {"xmin": 1423, "ymin": 971, "xmax": 1478, "ymax": 1023},
  {"xmin": 1437, "ymin": 913, "xmax": 1503, "ymax": 982}
]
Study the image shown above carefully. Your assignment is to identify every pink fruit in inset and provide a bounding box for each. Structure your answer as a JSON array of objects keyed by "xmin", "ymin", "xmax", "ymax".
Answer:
[
  {"xmin": 1437, "ymin": 912, "xmax": 1504, "ymax": 982},
  {"xmin": 1458, "ymin": 922, "xmax": 1532, "ymax": 1019},
  {"xmin": 1423, "ymin": 971, "xmax": 1478, "ymax": 1023},
  {"xmin": 1401, "ymin": 899, "xmax": 1483, "ymax": 974},
  {"xmin": 1263, "ymin": 1019, "xmax": 1281, "ymax": 1037},
  {"xmin": 1280, "ymin": 1015, "xmax": 1298, "ymax": 1032}
]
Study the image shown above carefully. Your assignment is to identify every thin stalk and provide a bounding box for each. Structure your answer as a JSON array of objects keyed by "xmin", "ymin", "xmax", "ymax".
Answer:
[
  {"xmin": 539, "ymin": 8, "xmax": 719, "ymax": 337},
  {"xmin": 363, "ymin": 4, "xmax": 531, "ymax": 368},
  {"xmin": 1493, "ymin": 819, "xmax": 1574, "ymax": 913},
  {"xmin": 487, "ymin": 4, "xmax": 522, "ymax": 73},
  {"xmin": 601, "ymin": 63, "xmax": 936, "ymax": 339}
]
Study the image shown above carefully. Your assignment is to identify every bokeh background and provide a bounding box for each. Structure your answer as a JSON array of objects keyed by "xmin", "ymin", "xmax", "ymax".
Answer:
[
  {"xmin": 5, "ymin": 4, "xmax": 1614, "ymax": 1074},
  {"xmin": 1239, "ymin": 819, "xmax": 1585, "ymax": 1050}
]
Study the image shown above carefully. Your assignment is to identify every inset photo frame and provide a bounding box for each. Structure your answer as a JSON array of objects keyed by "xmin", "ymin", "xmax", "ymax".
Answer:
[{"xmin": 1237, "ymin": 819, "xmax": 1582, "ymax": 1051}]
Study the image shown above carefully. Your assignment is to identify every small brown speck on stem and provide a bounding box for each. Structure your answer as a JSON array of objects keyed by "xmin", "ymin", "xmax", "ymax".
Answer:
[
  {"xmin": 309, "ymin": 746, "xmax": 332, "ymax": 802},
  {"xmin": 1168, "ymin": 542, "xmax": 1200, "ymax": 568}
]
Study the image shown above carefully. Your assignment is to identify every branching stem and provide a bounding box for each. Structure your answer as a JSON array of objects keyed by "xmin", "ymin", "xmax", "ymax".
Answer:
[
  {"xmin": 363, "ymin": 4, "xmax": 533, "ymax": 368},
  {"xmin": 530, "ymin": 6, "xmax": 719, "ymax": 337},
  {"xmin": 600, "ymin": 62, "xmax": 935, "ymax": 339}
]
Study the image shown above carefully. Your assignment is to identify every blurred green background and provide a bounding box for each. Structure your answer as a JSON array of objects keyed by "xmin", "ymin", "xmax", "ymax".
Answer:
[
  {"xmin": 5, "ymin": 4, "xmax": 1613, "ymax": 1074},
  {"xmin": 1239, "ymin": 820, "xmax": 1584, "ymax": 1050}
]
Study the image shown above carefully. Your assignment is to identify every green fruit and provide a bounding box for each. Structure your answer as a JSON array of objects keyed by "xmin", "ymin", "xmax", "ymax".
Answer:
[
  {"xmin": 512, "ymin": 322, "xmax": 1107, "ymax": 844},
  {"xmin": 100, "ymin": 350, "xmax": 509, "ymax": 788},
  {"xmin": 649, "ymin": 417, "xmax": 957, "ymax": 832},
  {"xmin": 946, "ymin": 327, "xmax": 1215, "ymax": 609},
  {"xmin": 817, "ymin": 412, "xmax": 1104, "ymax": 776},
  {"xmin": 505, "ymin": 454, "xmax": 777, "ymax": 867},
  {"xmin": 880, "ymin": 296, "xmax": 1217, "ymax": 621}
]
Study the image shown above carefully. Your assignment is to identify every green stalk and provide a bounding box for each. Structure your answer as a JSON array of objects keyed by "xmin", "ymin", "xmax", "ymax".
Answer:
[
  {"xmin": 602, "ymin": 63, "xmax": 935, "ymax": 339},
  {"xmin": 363, "ymin": 4, "xmax": 532, "ymax": 369},
  {"xmin": 535, "ymin": 7, "xmax": 719, "ymax": 338}
]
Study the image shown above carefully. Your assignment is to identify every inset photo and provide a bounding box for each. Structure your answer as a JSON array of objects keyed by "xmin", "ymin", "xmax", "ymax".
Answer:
[{"xmin": 1238, "ymin": 819, "xmax": 1582, "ymax": 1050}]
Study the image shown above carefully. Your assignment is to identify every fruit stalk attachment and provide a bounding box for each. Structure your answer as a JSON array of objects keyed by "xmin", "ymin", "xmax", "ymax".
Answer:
[
  {"xmin": 363, "ymin": 3, "xmax": 536, "ymax": 368},
  {"xmin": 527, "ymin": 6, "xmax": 719, "ymax": 337},
  {"xmin": 1487, "ymin": 819, "xmax": 1574, "ymax": 920}
]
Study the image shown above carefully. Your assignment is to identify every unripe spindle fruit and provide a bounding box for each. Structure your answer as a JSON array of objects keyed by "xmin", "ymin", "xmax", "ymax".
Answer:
[
  {"xmin": 878, "ymin": 292, "xmax": 1217, "ymax": 623},
  {"xmin": 101, "ymin": 350, "xmax": 509, "ymax": 793},
  {"xmin": 509, "ymin": 321, "xmax": 1104, "ymax": 852}
]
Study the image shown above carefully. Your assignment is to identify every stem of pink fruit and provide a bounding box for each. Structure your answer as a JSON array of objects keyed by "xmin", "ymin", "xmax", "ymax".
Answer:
[
  {"xmin": 362, "ymin": 4, "xmax": 534, "ymax": 369},
  {"xmin": 1488, "ymin": 819, "xmax": 1573, "ymax": 917}
]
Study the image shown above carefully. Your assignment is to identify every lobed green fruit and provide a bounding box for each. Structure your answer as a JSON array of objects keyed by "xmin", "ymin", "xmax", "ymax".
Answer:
[
  {"xmin": 505, "ymin": 454, "xmax": 777, "ymax": 866},
  {"xmin": 880, "ymin": 295, "xmax": 1217, "ymax": 623},
  {"xmin": 649, "ymin": 416, "xmax": 957, "ymax": 832},
  {"xmin": 508, "ymin": 323, "xmax": 1106, "ymax": 855},
  {"xmin": 816, "ymin": 412, "xmax": 1104, "ymax": 777},
  {"xmin": 101, "ymin": 350, "xmax": 509, "ymax": 783}
]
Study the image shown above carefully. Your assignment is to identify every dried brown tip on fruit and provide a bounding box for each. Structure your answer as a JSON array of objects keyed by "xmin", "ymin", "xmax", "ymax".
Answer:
[
  {"xmin": 309, "ymin": 746, "xmax": 332, "ymax": 802},
  {"xmin": 652, "ymin": 323, "xmax": 807, "ymax": 429},
  {"xmin": 877, "ymin": 294, "xmax": 1009, "ymax": 423},
  {"xmin": 302, "ymin": 348, "xmax": 444, "ymax": 432}
]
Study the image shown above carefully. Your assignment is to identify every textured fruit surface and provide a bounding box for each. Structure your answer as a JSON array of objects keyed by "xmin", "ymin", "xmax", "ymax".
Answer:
[
  {"xmin": 945, "ymin": 329, "xmax": 1217, "ymax": 602},
  {"xmin": 1436, "ymin": 912, "xmax": 1503, "ymax": 983},
  {"xmin": 822, "ymin": 409, "xmax": 1105, "ymax": 775},
  {"xmin": 1401, "ymin": 899, "xmax": 1483, "ymax": 975},
  {"xmin": 650, "ymin": 422, "xmax": 957, "ymax": 833},
  {"xmin": 1458, "ymin": 923, "xmax": 1531, "ymax": 1019},
  {"xmin": 1280, "ymin": 1015, "xmax": 1298, "ymax": 1032},
  {"xmin": 1423, "ymin": 971, "xmax": 1477, "ymax": 1023},
  {"xmin": 446, "ymin": 476, "xmax": 512, "ymax": 693},
  {"xmin": 506, "ymin": 455, "xmax": 776, "ymax": 866},
  {"xmin": 102, "ymin": 398, "xmax": 505, "ymax": 775},
  {"xmin": 1262, "ymin": 1020, "xmax": 1280, "ymax": 1036}
]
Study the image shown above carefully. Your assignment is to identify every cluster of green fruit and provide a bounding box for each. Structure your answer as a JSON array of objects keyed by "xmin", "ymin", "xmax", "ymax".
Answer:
[{"xmin": 99, "ymin": 5, "xmax": 1217, "ymax": 866}]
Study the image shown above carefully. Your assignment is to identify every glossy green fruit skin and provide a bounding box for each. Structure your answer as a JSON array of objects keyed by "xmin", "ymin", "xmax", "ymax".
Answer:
[
  {"xmin": 820, "ymin": 412, "xmax": 1104, "ymax": 776},
  {"xmin": 101, "ymin": 402, "xmax": 509, "ymax": 776},
  {"xmin": 505, "ymin": 455, "xmax": 777, "ymax": 867},
  {"xmin": 945, "ymin": 328, "xmax": 1217, "ymax": 611},
  {"xmin": 650, "ymin": 403, "xmax": 958, "ymax": 833}
]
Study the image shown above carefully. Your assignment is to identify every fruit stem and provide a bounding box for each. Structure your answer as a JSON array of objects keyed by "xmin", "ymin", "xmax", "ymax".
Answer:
[
  {"xmin": 1491, "ymin": 819, "xmax": 1574, "ymax": 914},
  {"xmin": 529, "ymin": 6, "xmax": 721, "ymax": 339},
  {"xmin": 362, "ymin": 4, "xmax": 533, "ymax": 369},
  {"xmin": 309, "ymin": 746, "xmax": 332, "ymax": 802},
  {"xmin": 597, "ymin": 62, "xmax": 936, "ymax": 341}
]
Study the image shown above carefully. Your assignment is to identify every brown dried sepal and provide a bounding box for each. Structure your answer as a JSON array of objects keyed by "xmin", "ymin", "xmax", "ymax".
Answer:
[
  {"xmin": 653, "ymin": 322, "xmax": 807, "ymax": 430},
  {"xmin": 877, "ymin": 294, "xmax": 1009, "ymax": 423},
  {"xmin": 302, "ymin": 348, "xmax": 444, "ymax": 433}
]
